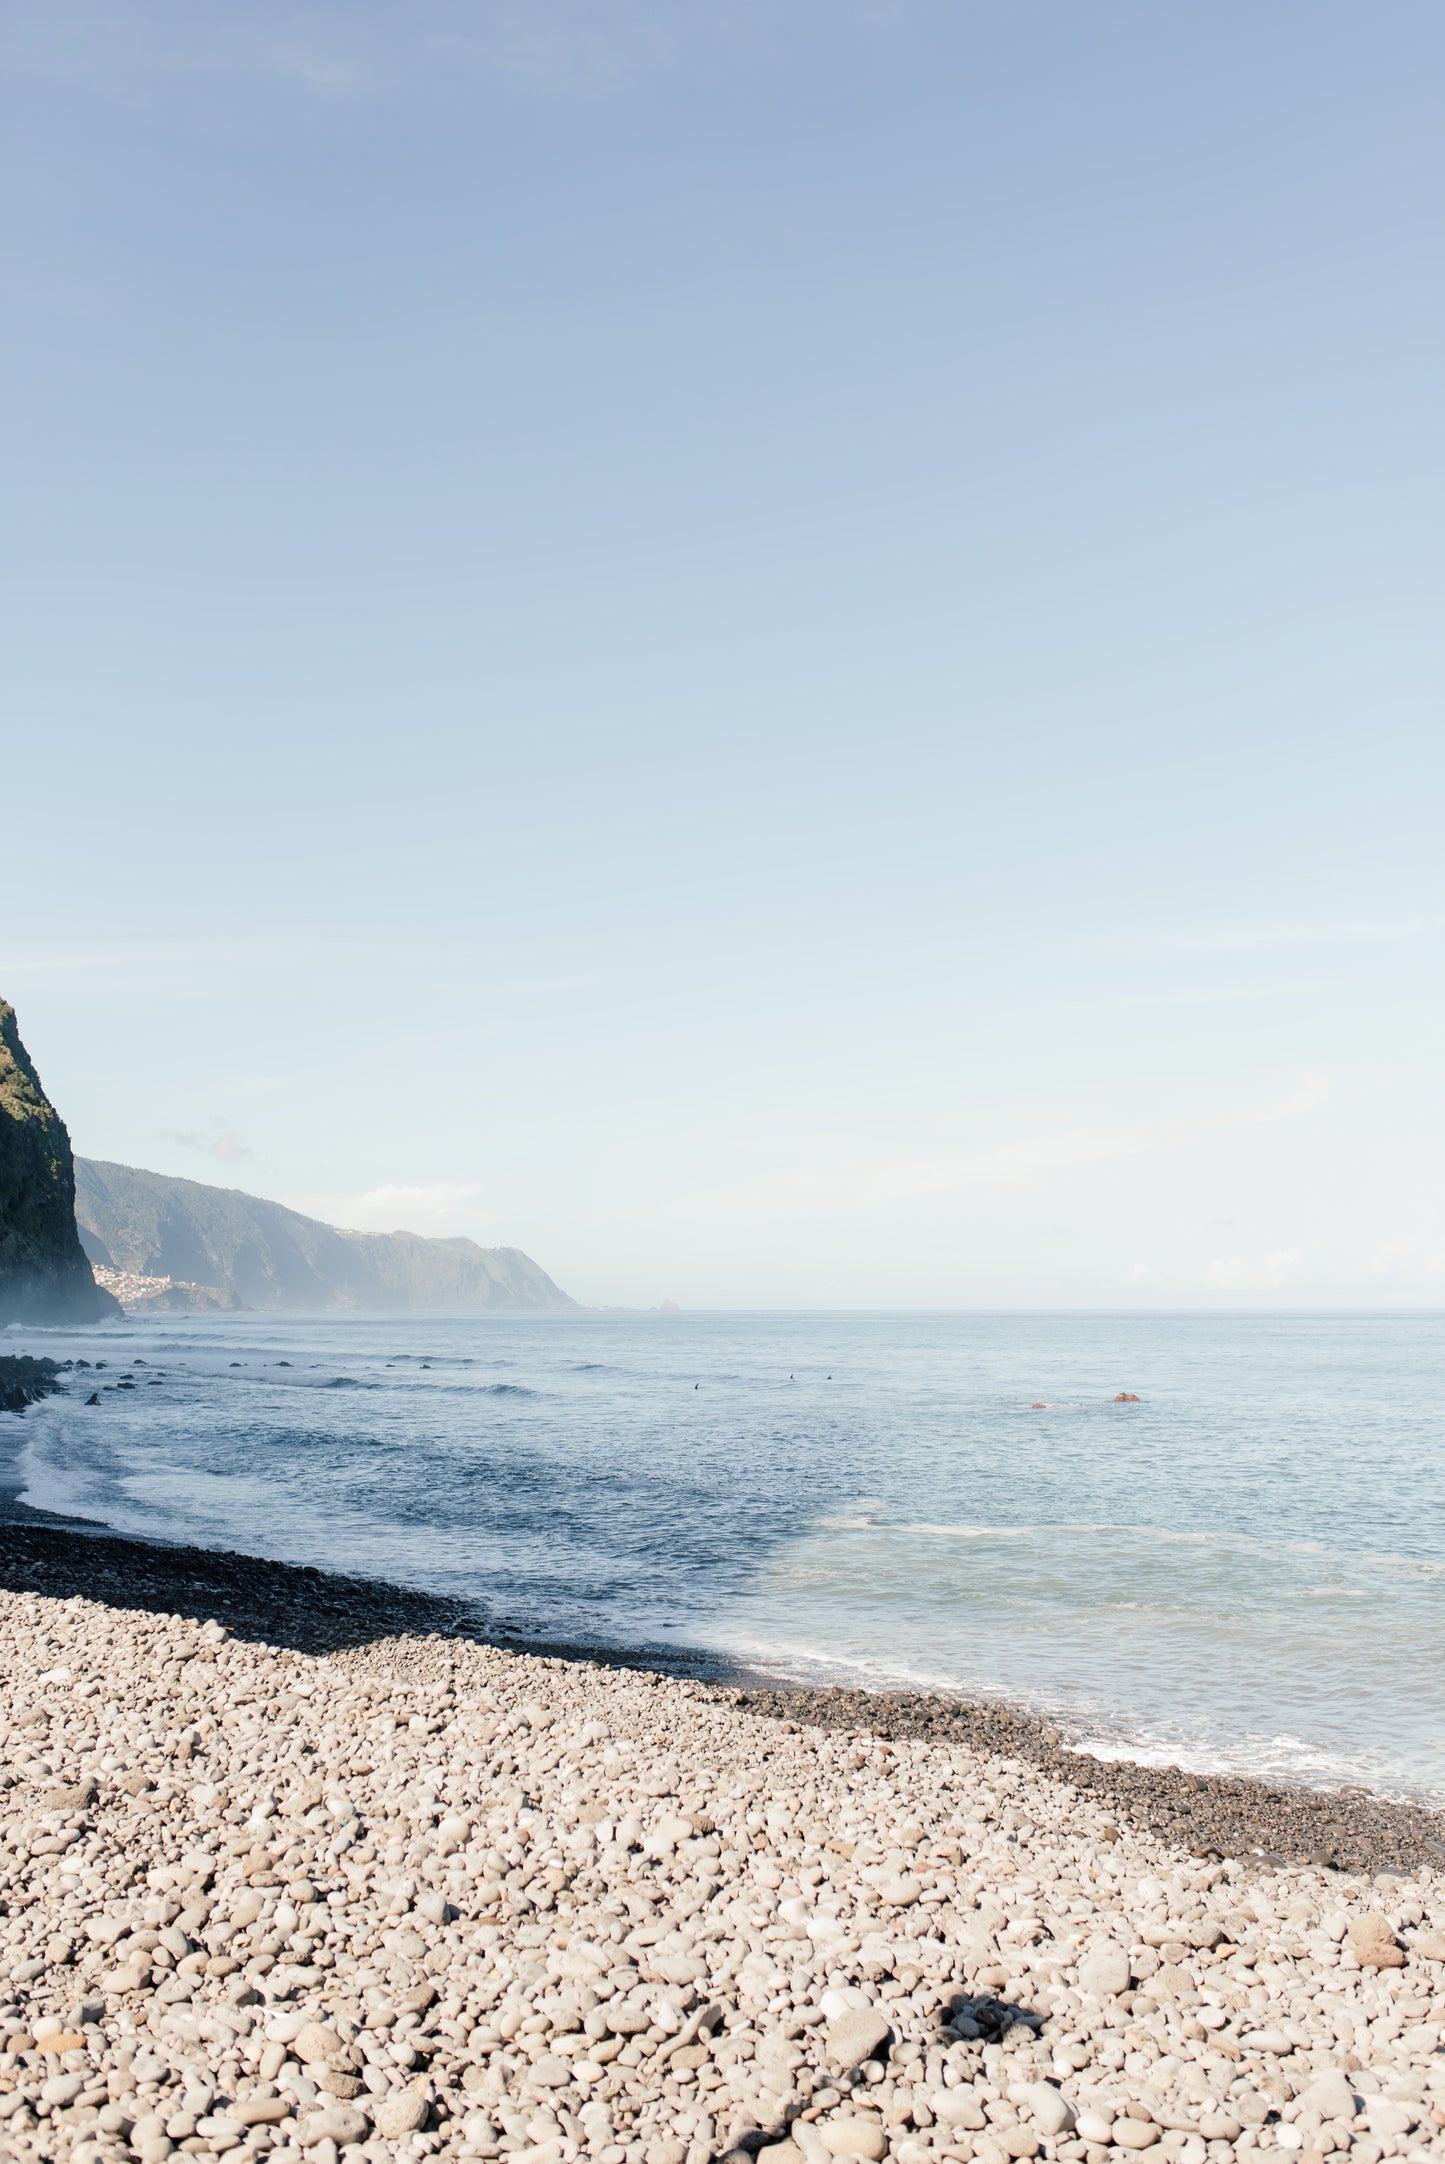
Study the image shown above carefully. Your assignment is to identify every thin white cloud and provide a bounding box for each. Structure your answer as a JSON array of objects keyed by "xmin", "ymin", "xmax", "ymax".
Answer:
[
  {"xmin": 1076, "ymin": 916, "xmax": 1444, "ymax": 963},
  {"xmin": 698, "ymin": 1074, "xmax": 1330, "ymax": 1218},
  {"xmin": 1, "ymin": 1, "xmax": 375, "ymax": 94},
  {"xmin": 1354, "ymin": 1241, "xmax": 1445, "ymax": 1285},
  {"xmin": 434, "ymin": 0, "xmax": 707, "ymax": 91},
  {"xmin": 2, "ymin": 0, "xmax": 867, "ymax": 99},
  {"xmin": 163, "ymin": 1122, "xmax": 255, "ymax": 1165},
  {"xmin": 1203, "ymin": 1249, "xmax": 1302, "ymax": 1290},
  {"xmin": 320, "ymin": 1182, "xmax": 494, "ymax": 1238},
  {"xmin": 0, "ymin": 938, "xmax": 283, "ymax": 976},
  {"xmin": 0, "ymin": 940, "xmax": 597, "ymax": 997}
]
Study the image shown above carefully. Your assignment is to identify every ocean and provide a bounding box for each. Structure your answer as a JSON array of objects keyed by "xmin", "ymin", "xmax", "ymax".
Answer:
[{"xmin": 7, "ymin": 1308, "xmax": 1443, "ymax": 1805}]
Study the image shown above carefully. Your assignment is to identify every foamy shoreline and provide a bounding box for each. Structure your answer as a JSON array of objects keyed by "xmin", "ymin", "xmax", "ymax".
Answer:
[
  {"xmin": 1, "ymin": 1523, "xmax": 1439, "ymax": 1881},
  {"xmin": 2, "ymin": 1531, "xmax": 1445, "ymax": 2164}
]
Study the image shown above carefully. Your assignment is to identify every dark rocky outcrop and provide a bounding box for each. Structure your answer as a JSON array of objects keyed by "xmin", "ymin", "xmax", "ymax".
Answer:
[
  {"xmin": 0, "ymin": 1355, "xmax": 68, "ymax": 1415},
  {"xmin": 75, "ymin": 1158, "xmax": 577, "ymax": 1313},
  {"xmin": 0, "ymin": 1001, "xmax": 117, "ymax": 1329}
]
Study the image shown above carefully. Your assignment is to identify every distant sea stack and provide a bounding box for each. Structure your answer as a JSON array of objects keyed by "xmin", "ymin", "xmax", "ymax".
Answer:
[
  {"xmin": 75, "ymin": 1159, "xmax": 578, "ymax": 1314},
  {"xmin": 0, "ymin": 1000, "xmax": 119, "ymax": 1328}
]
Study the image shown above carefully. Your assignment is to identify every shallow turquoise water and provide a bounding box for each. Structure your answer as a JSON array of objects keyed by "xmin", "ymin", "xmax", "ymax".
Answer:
[{"xmin": 9, "ymin": 1309, "xmax": 1444, "ymax": 1802}]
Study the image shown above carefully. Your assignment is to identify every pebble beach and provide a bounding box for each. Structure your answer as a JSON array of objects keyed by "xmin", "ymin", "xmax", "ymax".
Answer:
[{"xmin": 2, "ymin": 1527, "xmax": 1445, "ymax": 2164}]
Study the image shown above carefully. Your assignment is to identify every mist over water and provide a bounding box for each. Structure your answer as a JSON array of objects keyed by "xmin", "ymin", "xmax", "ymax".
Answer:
[{"xmin": 9, "ymin": 1309, "xmax": 1444, "ymax": 1804}]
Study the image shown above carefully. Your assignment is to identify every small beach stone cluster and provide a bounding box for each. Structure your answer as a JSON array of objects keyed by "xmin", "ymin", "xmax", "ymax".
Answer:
[{"xmin": 2, "ymin": 1588, "xmax": 1444, "ymax": 2164}]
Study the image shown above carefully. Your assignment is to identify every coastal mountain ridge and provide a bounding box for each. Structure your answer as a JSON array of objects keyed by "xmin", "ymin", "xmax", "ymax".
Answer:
[
  {"xmin": 74, "ymin": 1158, "xmax": 578, "ymax": 1313},
  {"xmin": 0, "ymin": 1000, "xmax": 118, "ymax": 1328}
]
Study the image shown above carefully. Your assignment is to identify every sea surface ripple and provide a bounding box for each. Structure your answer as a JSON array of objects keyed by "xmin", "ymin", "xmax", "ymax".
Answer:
[{"xmin": 8, "ymin": 1309, "xmax": 1444, "ymax": 1804}]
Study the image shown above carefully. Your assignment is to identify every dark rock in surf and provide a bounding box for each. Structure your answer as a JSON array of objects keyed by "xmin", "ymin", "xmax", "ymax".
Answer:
[{"xmin": 0, "ymin": 1355, "xmax": 69, "ymax": 1415}]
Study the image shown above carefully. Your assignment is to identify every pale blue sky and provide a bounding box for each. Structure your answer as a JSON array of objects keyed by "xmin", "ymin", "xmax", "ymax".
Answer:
[{"xmin": 4, "ymin": 1, "xmax": 1442, "ymax": 1307}]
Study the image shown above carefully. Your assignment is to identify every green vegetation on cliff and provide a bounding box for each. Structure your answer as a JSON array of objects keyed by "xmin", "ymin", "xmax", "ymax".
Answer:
[
  {"xmin": 75, "ymin": 1159, "xmax": 577, "ymax": 1314},
  {"xmin": 0, "ymin": 1002, "xmax": 117, "ymax": 1328}
]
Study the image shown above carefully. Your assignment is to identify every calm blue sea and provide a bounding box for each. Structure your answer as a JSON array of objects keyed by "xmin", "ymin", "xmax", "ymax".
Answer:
[{"xmin": 7, "ymin": 1310, "xmax": 1444, "ymax": 1804}]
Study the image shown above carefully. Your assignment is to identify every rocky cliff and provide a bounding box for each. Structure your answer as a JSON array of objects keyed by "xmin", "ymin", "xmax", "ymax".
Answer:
[
  {"xmin": 75, "ymin": 1159, "xmax": 578, "ymax": 1313},
  {"xmin": 0, "ymin": 1002, "xmax": 118, "ymax": 1329}
]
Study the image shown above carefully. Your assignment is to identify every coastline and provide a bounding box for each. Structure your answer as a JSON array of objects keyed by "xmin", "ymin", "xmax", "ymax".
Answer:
[
  {"xmin": 0, "ymin": 1520, "xmax": 1440, "ymax": 1880},
  {"xmin": 14, "ymin": 1309, "xmax": 1444, "ymax": 1825},
  {"xmin": 1, "ymin": 1526, "xmax": 1445, "ymax": 2164}
]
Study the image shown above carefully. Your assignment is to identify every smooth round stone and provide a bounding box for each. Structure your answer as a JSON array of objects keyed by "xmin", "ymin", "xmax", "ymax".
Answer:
[
  {"xmin": 816, "ymin": 2122, "xmax": 888, "ymax": 2161},
  {"xmin": 1078, "ymin": 1947, "xmax": 1132, "ymax": 1997},
  {"xmin": 297, "ymin": 2104, "xmax": 368, "ymax": 2148},
  {"xmin": 40, "ymin": 2074, "xmax": 87, "ymax": 2108},
  {"xmin": 825, "ymin": 2009, "xmax": 892, "ymax": 2068},
  {"xmin": 1297, "ymin": 2076, "xmax": 1356, "ymax": 2125},
  {"xmin": 1196, "ymin": 2113, "xmax": 1242, "ymax": 2142},
  {"xmin": 529, "ymin": 2055, "xmax": 572, "ymax": 2088},
  {"xmin": 1112, "ymin": 2121, "xmax": 1161, "ymax": 2150},
  {"xmin": 293, "ymin": 2023, "xmax": 342, "ymax": 2065},
  {"xmin": 876, "ymin": 1876, "xmax": 921, "ymax": 1907},
  {"xmin": 1239, "ymin": 2028, "xmax": 1293, "ymax": 2054},
  {"xmin": 932, "ymin": 2088, "xmax": 987, "ymax": 2130},
  {"xmin": 820, "ymin": 1987, "xmax": 874, "ymax": 2020},
  {"xmin": 1022, "ymin": 2082, "xmax": 1075, "ymax": 2137},
  {"xmin": 372, "ymin": 2090, "xmax": 429, "ymax": 2139}
]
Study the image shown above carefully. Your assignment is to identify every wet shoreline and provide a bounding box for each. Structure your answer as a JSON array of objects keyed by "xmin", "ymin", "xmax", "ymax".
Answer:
[{"xmin": 2, "ymin": 1518, "xmax": 1440, "ymax": 1879}]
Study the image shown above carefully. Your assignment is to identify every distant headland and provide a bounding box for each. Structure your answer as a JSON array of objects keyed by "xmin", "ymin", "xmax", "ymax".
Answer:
[
  {"xmin": 74, "ymin": 1159, "xmax": 578, "ymax": 1315},
  {"xmin": 0, "ymin": 993, "xmax": 577, "ymax": 1323}
]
